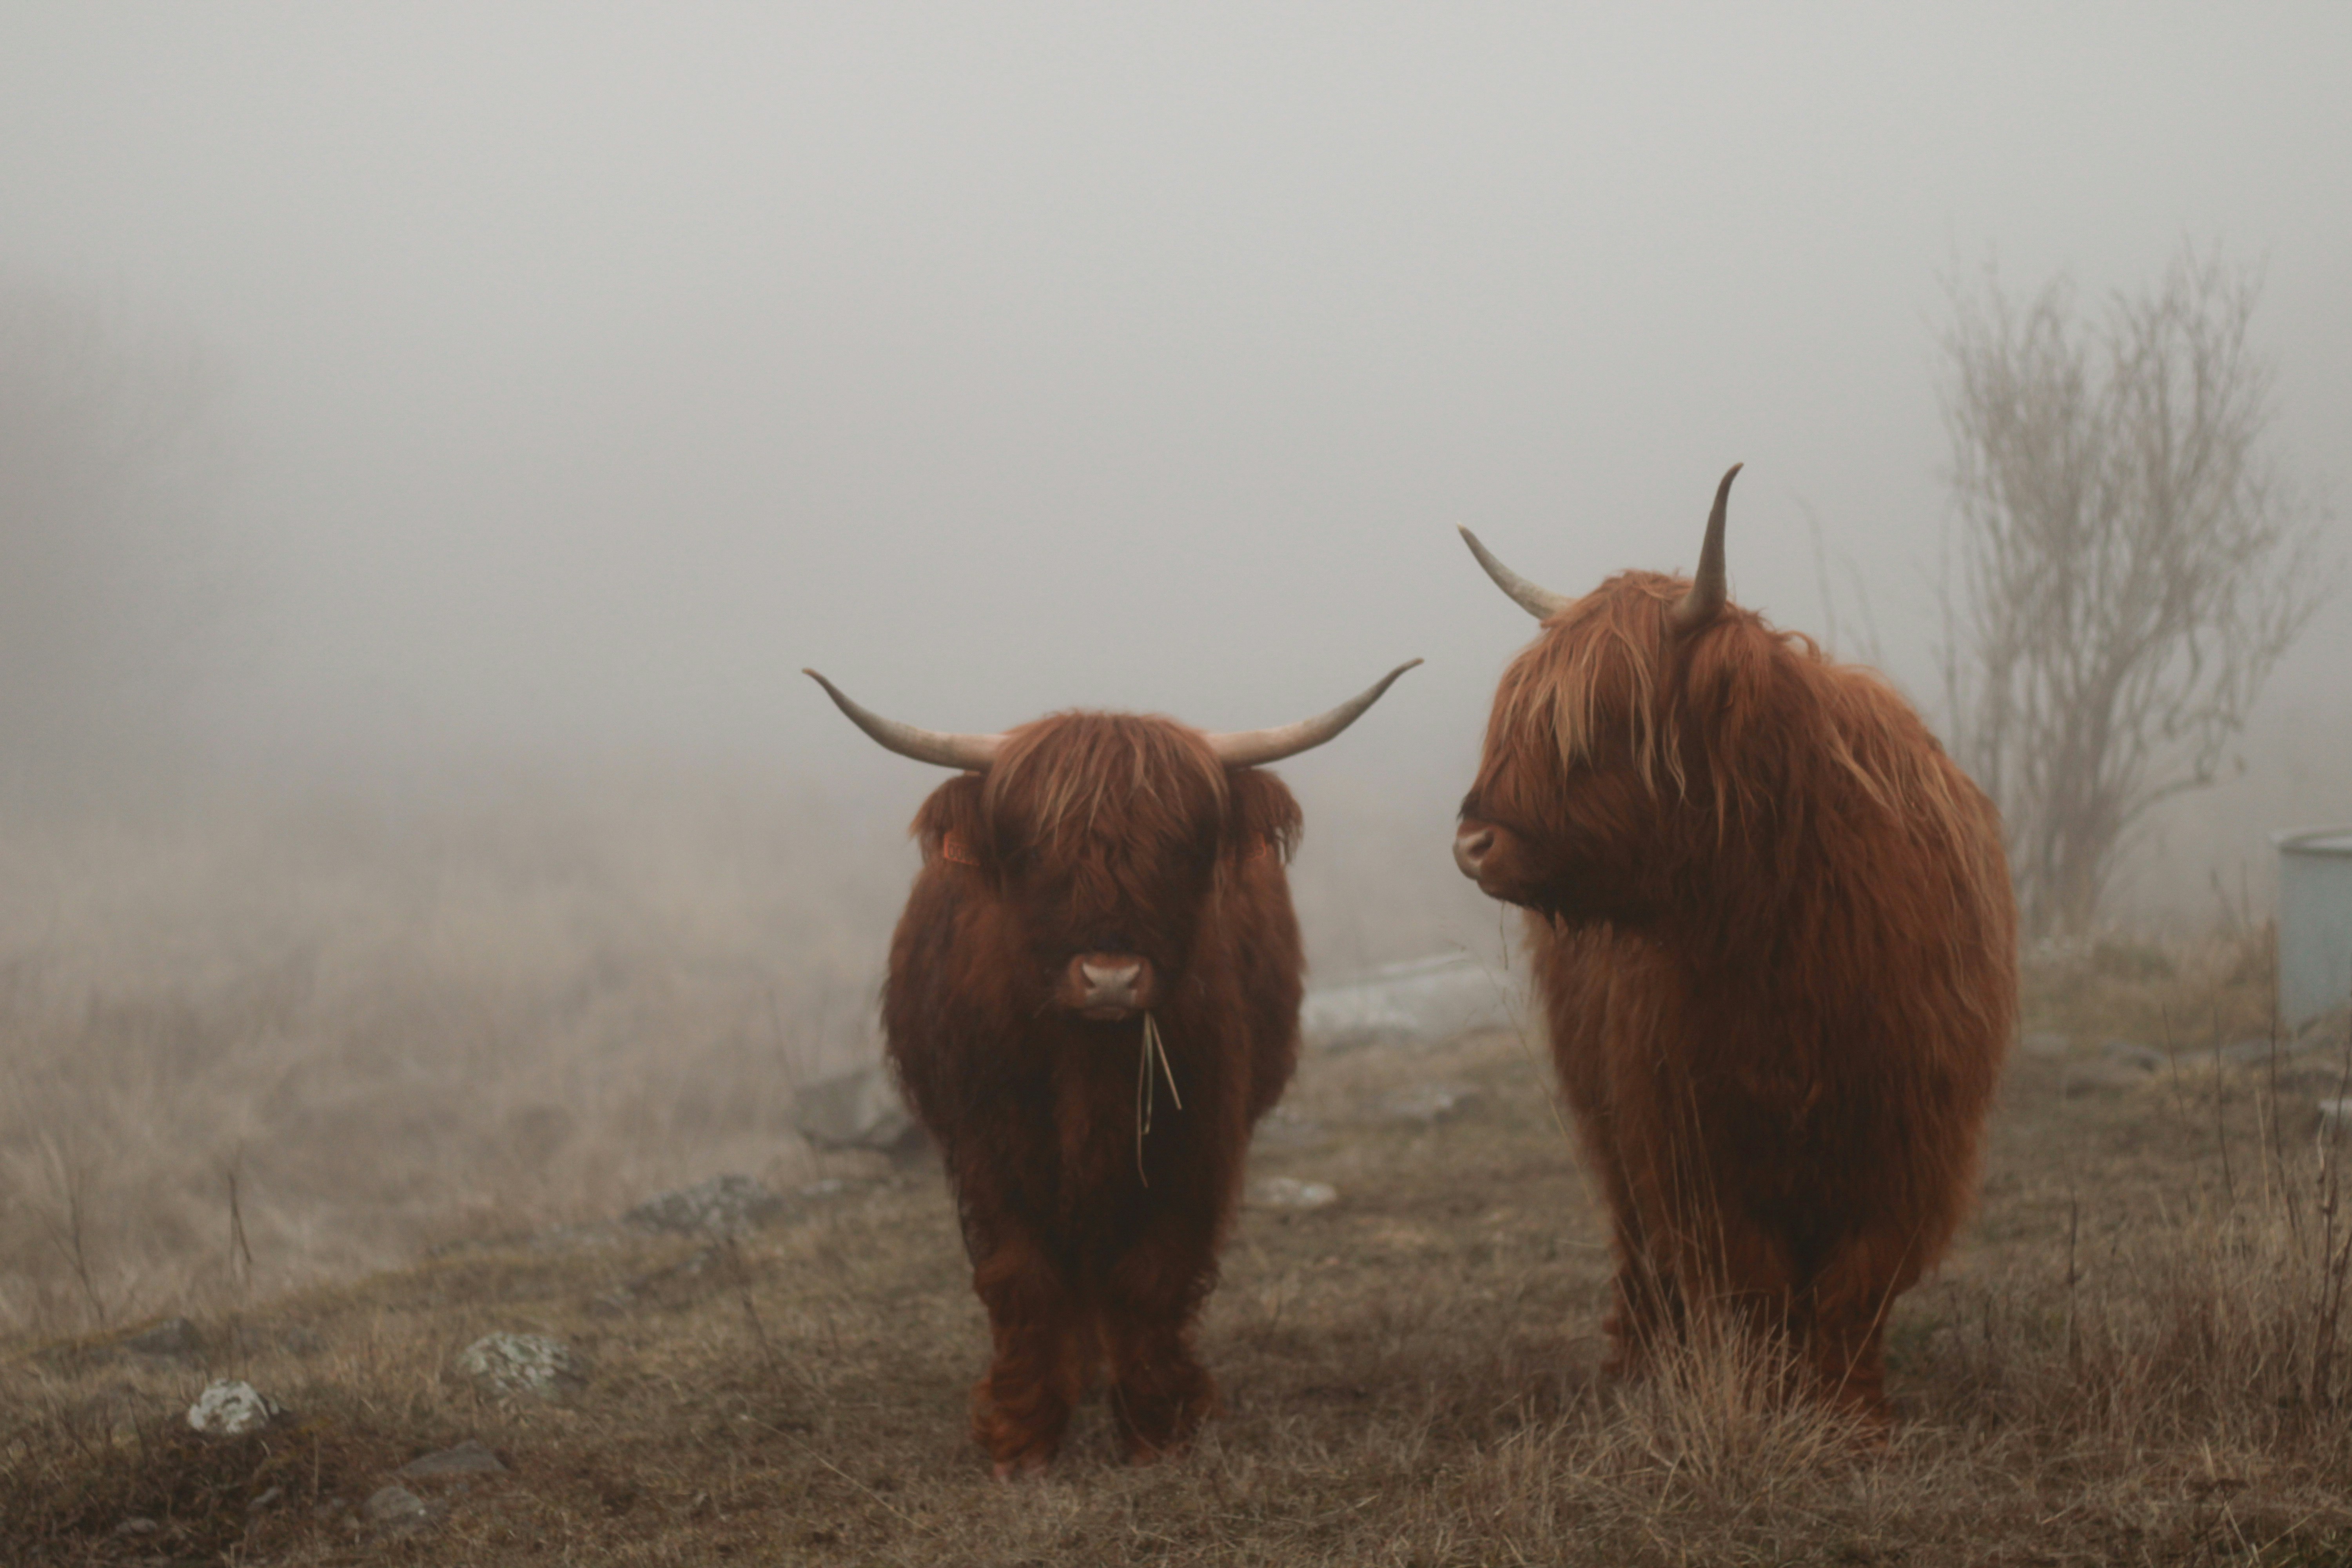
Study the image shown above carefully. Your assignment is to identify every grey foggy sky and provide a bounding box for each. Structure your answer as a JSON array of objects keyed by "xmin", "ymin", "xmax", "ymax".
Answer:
[{"xmin": 4, "ymin": 4, "xmax": 2347, "ymax": 837}]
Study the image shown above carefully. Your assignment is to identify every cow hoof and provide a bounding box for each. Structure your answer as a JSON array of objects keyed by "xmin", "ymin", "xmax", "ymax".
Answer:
[{"xmin": 991, "ymin": 1454, "xmax": 1050, "ymax": 1483}]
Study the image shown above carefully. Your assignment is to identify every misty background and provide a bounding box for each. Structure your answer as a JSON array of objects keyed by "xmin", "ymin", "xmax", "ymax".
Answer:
[{"xmin": 0, "ymin": 6, "xmax": 2346, "ymax": 1324}]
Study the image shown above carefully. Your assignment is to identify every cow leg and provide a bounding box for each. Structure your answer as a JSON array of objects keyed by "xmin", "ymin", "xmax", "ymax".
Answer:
[
  {"xmin": 1804, "ymin": 1308, "xmax": 1891, "ymax": 1425},
  {"xmin": 1648, "ymin": 1181, "xmax": 1816, "ymax": 1401},
  {"xmin": 1793, "ymin": 1232, "xmax": 1913, "ymax": 1426},
  {"xmin": 1676, "ymin": 1188, "xmax": 1909, "ymax": 1428},
  {"xmin": 1096, "ymin": 1221, "xmax": 1220, "ymax": 1464},
  {"xmin": 967, "ymin": 1229, "xmax": 1091, "ymax": 1478},
  {"xmin": 1603, "ymin": 1115, "xmax": 1717, "ymax": 1381},
  {"xmin": 1601, "ymin": 1206, "xmax": 1685, "ymax": 1380},
  {"xmin": 1561, "ymin": 1063, "xmax": 1673, "ymax": 1379}
]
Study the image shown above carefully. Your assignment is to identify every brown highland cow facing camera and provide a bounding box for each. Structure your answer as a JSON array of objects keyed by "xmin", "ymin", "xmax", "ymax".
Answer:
[
  {"xmin": 808, "ymin": 662, "xmax": 1417, "ymax": 1477},
  {"xmin": 1453, "ymin": 467, "xmax": 2015, "ymax": 1423}
]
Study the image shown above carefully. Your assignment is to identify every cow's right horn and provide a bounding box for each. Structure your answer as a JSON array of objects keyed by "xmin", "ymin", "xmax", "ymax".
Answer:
[
  {"xmin": 1458, "ymin": 528, "xmax": 1571, "ymax": 620},
  {"xmin": 804, "ymin": 670, "xmax": 1005, "ymax": 771},
  {"xmin": 1205, "ymin": 660, "xmax": 1422, "ymax": 767}
]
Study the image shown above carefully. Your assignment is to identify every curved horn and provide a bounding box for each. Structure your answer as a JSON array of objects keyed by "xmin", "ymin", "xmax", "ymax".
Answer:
[
  {"xmin": 1668, "ymin": 463, "xmax": 1742, "ymax": 636},
  {"xmin": 804, "ymin": 670, "xmax": 1005, "ymax": 771},
  {"xmin": 1206, "ymin": 659, "xmax": 1423, "ymax": 768},
  {"xmin": 1458, "ymin": 527, "xmax": 1572, "ymax": 620}
]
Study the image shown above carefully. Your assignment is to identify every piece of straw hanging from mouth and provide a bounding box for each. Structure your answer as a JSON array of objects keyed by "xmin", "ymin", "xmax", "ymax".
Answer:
[{"xmin": 1134, "ymin": 1010, "xmax": 1183, "ymax": 1185}]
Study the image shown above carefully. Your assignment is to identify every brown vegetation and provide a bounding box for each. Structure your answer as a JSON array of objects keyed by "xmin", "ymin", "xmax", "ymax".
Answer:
[
  {"xmin": 7, "ymin": 910, "xmax": 2352, "ymax": 1563},
  {"xmin": 0, "ymin": 772, "xmax": 910, "ymax": 1334},
  {"xmin": 1937, "ymin": 245, "xmax": 2333, "ymax": 938}
]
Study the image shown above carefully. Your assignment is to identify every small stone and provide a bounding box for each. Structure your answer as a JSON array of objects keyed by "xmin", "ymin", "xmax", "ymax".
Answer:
[
  {"xmin": 2318, "ymin": 1099, "xmax": 2352, "ymax": 1128},
  {"xmin": 795, "ymin": 1064, "xmax": 929, "ymax": 1161},
  {"xmin": 123, "ymin": 1317, "xmax": 204, "ymax": 1360},
  {"xmin": 2100, "ymin": 1040, "xmax": 2168, "ymax": 1073},
  {"xmin": 1379, "ymin": 1083, "xmax": 1483, "ymax": 1123},
  {"xmin": 399, "ymin": 1439, "xmax": 509, "ymax": 1479},
  {"xmin": 456, "ymin": 1332, "xmax": 589, "ymax": 1403},
  {"xmin": 187, "ymin": 1380, "xmax": 284, "ymax": 1437},
  {"xmin": 111, "ymin": 1517, "xmax": 158, "ymax": 1537},
  {"xmin": 625, "ymin": 1174, "xmax": 785, "ymax": 1237},
  {"xmin": 2019, "ymin": 1031, "xmax": 2070, "ymax": 1058},
  {"xmin": 1249, "ymin": 1177, "xmax": 1339, "ymax": 1210},
  {"xmin": 363, "ymin": 1483, "xmax": 433, "ymax": 1537}
]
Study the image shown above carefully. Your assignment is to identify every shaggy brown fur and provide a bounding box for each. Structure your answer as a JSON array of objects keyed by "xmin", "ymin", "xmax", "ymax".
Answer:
[
  {"xmin": 1457, "ymin": 547, "xmax": 2016, "ymax": 1421},
  {"xmin": 883, "ymin": 712, "xmax": 1305, "ymax": 1474}
]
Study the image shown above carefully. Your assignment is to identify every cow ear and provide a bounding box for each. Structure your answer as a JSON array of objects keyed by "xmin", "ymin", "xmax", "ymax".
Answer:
[
  {"xmin": 911, "ymin": 773, "xmax": 991, "ymax": 871},
  {"xmin": 1225, "ymin": 768, "xmax": 1303, "ymax": 865}
]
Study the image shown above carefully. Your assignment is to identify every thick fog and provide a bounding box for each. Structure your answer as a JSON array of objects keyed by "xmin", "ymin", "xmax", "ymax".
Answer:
[
  {"xmin": 7, "ymin": 5, "xmax": 2352, "ymax": 1329},
  {"xmin": 5, "ymin": 5, "xmax": 2348, "ymax": 907}
]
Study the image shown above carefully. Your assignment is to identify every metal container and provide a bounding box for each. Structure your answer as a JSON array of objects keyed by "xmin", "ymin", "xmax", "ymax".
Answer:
[{"xmin": 2278, "ymin": 827, "xmax": 2352, "ymax": 1032}]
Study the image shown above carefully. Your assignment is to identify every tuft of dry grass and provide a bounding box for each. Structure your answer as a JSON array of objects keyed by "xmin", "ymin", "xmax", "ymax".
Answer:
[{"xmin": 0, "ymin": 771, "xmax": 917, "ymax": 1337}]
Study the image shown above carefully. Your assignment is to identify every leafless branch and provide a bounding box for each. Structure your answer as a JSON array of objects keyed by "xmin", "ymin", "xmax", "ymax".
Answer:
[{"xmin": 1936, "ymin": 245, "xmax": 2336, "ymax": 936}]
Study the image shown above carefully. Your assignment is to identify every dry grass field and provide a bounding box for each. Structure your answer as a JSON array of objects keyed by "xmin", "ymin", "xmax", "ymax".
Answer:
[
  {"xmin": 0, "ymin": 775, "xmax": 914, "ymax": 1333},
  {"xmin": 5, "ymin": 793, "xmax": 2352, "ymax": 1564}
]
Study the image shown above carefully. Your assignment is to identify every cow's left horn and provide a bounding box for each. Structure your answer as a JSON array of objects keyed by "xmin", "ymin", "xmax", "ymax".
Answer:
[
  {"xmin": 804, "ymin": 670, "xmax": 1005, "ymax": 771},
  {"xmin": 1205, "ymin": 660, "xmax": 1422, "ymax": 768},
  {"xmin": 1458, "ymin": 528, "xmax": 1571, "ymax": 620},
  {"xmin": 1667, "ymin": 463, "xmax": 1742, "ymax": 636}
]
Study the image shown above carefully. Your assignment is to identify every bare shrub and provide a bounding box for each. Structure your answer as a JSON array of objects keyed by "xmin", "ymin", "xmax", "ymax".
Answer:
[{"xmin": 1937, "ymin": 245, "xmax": 2334, "ymax": 938}]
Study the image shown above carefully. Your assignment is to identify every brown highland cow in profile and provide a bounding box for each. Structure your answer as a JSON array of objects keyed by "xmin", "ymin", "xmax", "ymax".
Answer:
[
  {"xmin": 1453, "ymin": 466, "xmax": 2015, "ymax": 1421},
  {"xmin": 809, "ymin": 661, "xmax": 1417, "ymax": 1476}
]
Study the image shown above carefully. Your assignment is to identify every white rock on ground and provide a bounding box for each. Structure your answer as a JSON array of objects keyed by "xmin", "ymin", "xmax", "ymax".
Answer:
[
  {"xmin": 1249, "ymin": 1177, "xmax": 1339, "ymax": 1210},
  {"xmin": 186, "ymin": 1381, "xmax": 284, "ymax": 1437},
  {"xmin": 624, "ymin": 1173, "xmax": 784, "ymax": 1236},
  {"xmin": 456, "ymin": 1332, "xmax": 589, "ymax": 1402},
  {"xmin": 793, "ymin": 1063, "xmax": 928, "ymax": 1160}
]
